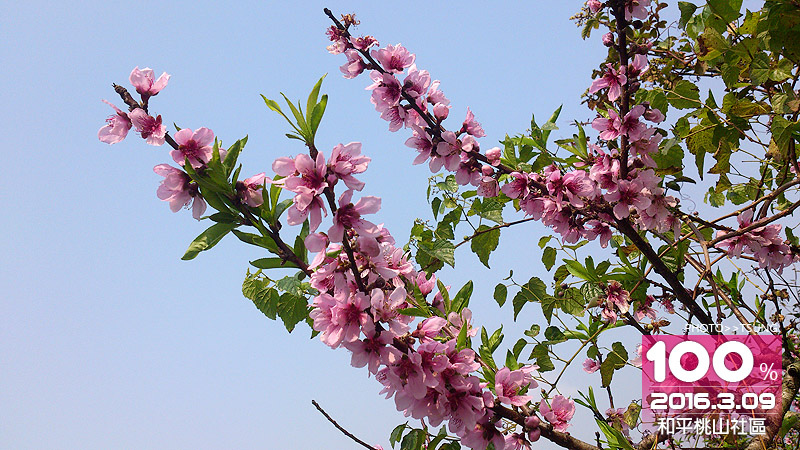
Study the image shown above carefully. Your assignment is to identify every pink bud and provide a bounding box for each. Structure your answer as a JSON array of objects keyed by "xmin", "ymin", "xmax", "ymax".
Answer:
[
  {"xmin": 602, "ymin": 32, "xmax": 614, "ymax": 47},
  {"xmin": 486, "ymin": 146, "xmax": 502, "ymax": 165},
  {"xmin": 481, "ymin": 165, "xmax": 494, "ymax": 176},
  {"xmin": 433, "ymin": 102, "xmax": 449, "ymax": 121}
]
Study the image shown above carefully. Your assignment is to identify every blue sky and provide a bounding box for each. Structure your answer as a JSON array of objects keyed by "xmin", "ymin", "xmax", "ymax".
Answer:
[{"xmin": 1, "ymin": 1, "xmax": 654, "ymax": 449}]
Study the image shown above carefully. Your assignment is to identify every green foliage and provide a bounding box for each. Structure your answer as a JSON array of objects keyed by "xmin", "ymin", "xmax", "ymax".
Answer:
[{"xmin": 181, "ymin": 222, "xmax": 237, "ymax": 260}]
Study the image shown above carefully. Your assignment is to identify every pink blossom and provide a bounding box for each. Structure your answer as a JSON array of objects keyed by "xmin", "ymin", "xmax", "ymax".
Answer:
[
  {"xmin": 502, "ymin": 172, "xmax": 531, "ymax": 199},
  {"xmin": 371, "ymin": 287, "xmax": 410, "ymax": 336},
  {"xmin": 525, "ymin": 416, "xmax": 541, "ymax": 442},
  {"xmin": 592, "ymin": 105, "xmax": 647, "ymax": 142},
  {"xmin": 461, "ymin": 417, "xmax": 507, "ymax": 450},
  {"xmin": 461, "ymin": 108, "xmax": 486, "ymax": 138},
  {"xmin": 539, "ymin": 395, "xmax": 575, "ymax": 432},
  {"xmin": 403, "ymin": 65, "xmax": 430, "ymax": 99},
  {"xmin": 494, "ymin": 366, "xmax": 537, "ymax": 406},
  {"xmin": 588, "ymin": 0, "xmax": 603, "ymax": 12},
  {"xmin": 644, "ymin": 107, "xmax": 664, "ymax": 123},
  {"xmin": 329, "ymin": 190, "xmax": 382, "ymax": 243},
  {"xmin": 589, "ymin": 64, "xmax": 627, "ymax": 101},
  {"xmin": 477, "ymin": 172, "xmax": 499, "ymax": 197},
  {"xmin": 605, "ymin": 281, "xmax": 631, "ymax": 314},
  {"xmin": 628, "ymin": 53, "xmax": 650, "ymax": 77},
  {"xmin": 583, "ymin": 358, "xmax": 601, "ymax": 373},
  {"xmin": 630, "ymin": 343, "xmax": 643, "ymax": 367},
  {"xmin": 325, "ymin": 26, "xmax": 349, "ymax": 54},
  {"xmin": 368, "ymin": 71, "xmax": 402, "ymax": 112},
  {"xmin": 604, "ymin": 178, "xmax": 651, "ymax": 219},
  {"xmin": 171, "ymin": 127, "xmax": 214, "ymax": 168},
  {"xmin": 412, "ymin": 317, "xmax": 447, "ymax": 342},
  {"xmin": 129, "ymin": 66, "xmax": 170, "ymax": 97},
  {"xmin": 129, "ymin": 108, "xmax": 166, "ymax": 146},
  {"xmin": 340, "ymin": 49, "xmax": 366, "ymax": 79},
  {"xmin": 505, "ymin": 433, "xmax": 531, "ymax": 450},
  {"xmin": 329, "ymin": 142, "xmax": 371, "ymax": 190},
  {"xmin": 350, "ymin": 35, "xmax": 378, "ymax": 51},
  {"xmin": 153, "ymin": 164, "xmax": 206, "ymax": 219},
  {"xmin": 625, "ymin": 0, "xmax": 651, "ymax": 22},
  {"xmin": 406, "ymin": 125, "xmax": 434, "ymax": 165},
  {"xmin": 372, "ymin": 43, "xmax": 415, "ymax": 73},
  {"xmin": 98, "ymin": 100, "xmax": 132, "ymax": 144},
  {"xmin": 311, "ymin": 291, "xmax": 371, "ymax": 348},
  {"xmin": 486, "ymin": 147, "xmax": 502, "ymax": 166},
  {"xmin": 602, "ymin": 32, "xmax": 614, "ymax": 47},
  {"xmin": 304, "ymin": 232, "xmax": 329, "ymax": 253},
  {"xmin": 343, "ymin": 323, "xmax": 397, "ymax": 374},
  {"xmin": 237, "ymin": 173, "xmax": 266, "ymax": 207},
  {"xmin": 433, "ymin": 102, "xmax": 450, "ymax": 121},
  {"xmin": 427, "ymin": 80, "xmax": 449, "ymax": 106},
  {"xmin": 433, "ymin": 131, "xmax": 462, "ymax": 172}
]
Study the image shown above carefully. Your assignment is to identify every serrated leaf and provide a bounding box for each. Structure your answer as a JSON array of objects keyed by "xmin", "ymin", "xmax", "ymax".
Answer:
[
  {"xmin": 471, "ymin": 226, "xmax": 500, "ymax": 268},
  {"xmin": 493, "ymin": 283, "xmax": 507, "ymax": 307},
  {"xmin": 666, "ymin": 80, "xmax": 701, "ymax": 109},
  {"xmin": 750, "ymin": 53, "xmax": 770, "ymax": 86},
  {"xmin": 512, "ymin": 276, "xmax": 549, "ymax": 320},
  {"xmin": 542, "ymin": 247, "xmax": 557, "ymax": 270},
  {"xmin": 277, "ymin": 293, "xmax": 309, "ymax": 332},
  {"xmin": 242, "ymin": 272, "xmax": 279, "ymax": 320}
]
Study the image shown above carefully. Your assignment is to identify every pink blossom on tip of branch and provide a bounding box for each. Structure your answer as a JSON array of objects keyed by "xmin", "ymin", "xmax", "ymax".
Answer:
[
  {"xmin": 171, "ymin": 127, "xmax": 215, "ymax": 168},
  {"xmin": 625, "ymin": 0, "xmax": 651, "ymax": 21},
  {"xmin": 461, "ymin": 108, "xmax": 486, "ymax": 137},
  {"xmin": 588, "ymin": 0, "xmax": 603, "ymax": 13},
  {"xmin": 129, "ymin": 108, "xmax": 166, "ymax": 146},
  {"xmin": 129, "ymin": 67, "xmax": 170, "ymax": 97},
  {"xmin": 153, "ymin": 164, "xmax": 206, "ymax": 219},
  {"xmin": 98, "ymin": 100, "xmax": 132, "ymax": 144},
  {"xmin": 539, "ymin": 395, "xmax": 575, "ymax": 432}
]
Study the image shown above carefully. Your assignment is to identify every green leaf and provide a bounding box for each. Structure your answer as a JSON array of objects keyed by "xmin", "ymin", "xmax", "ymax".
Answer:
[
  {"xmin": 750, "ymin": 53, "xmax": 770, "ymax": 85},
  {"xmin": 222, "ymin": 136, "xmax": 247, "ymax": 175},
  {"xmin": 678, "ymin": 2, "xmax": 698, "ymax": 29},
  {"xmin": 451, "ymin": 280, "xmax": 474, "ymax": 313},
  {"xmin": 471, "ymin": 226, "xmax": 500, "ymax": 268},
  {"xmin": 512, "ymin": 276, "xmax": 549, "ymax": 320},
  {"xmin": 390, "ymin": 424, "xmax": 408, "ymax": 448},
  {"xmin": 493, "ymin": 283, "xmax": 507, "ymax": 307},
  {"xmin": 600, "ymin": 342, "xmax": 629, "ymax": 387},
  {"xmin": 419, "ymin": 239, "xmax": 456, "ymax": 268},
  {"xmin": 707, "ymin": 0, "xmax": 741, "ymax": 24},
  {"xmin": 242, "ymin": 272, "xmax": 279, "ymax": 320},
  {"xmin": 250, "ymin": 257, "xmax": 298, "ymax": 269},
  {"xmin": 261, "ymin": 94, "xmax": 301, "ymax": 134},
  {"xmin": 666, "ymin": 81, "xmax": 701, "ymax": 109},
  {"xmin": 232, "ymin": 230, "xmax": 279, "ymax": 253},
  {"xmin": 542, "ymin": 105, "xmax": 562, "ymax": 144},
  {"xmin": 306, "ymin": 74, "xmax": 326, "ymax": 122},
  {"xmin": 277, "ymin": 293, "xmax": 309, "ymax": 332},
  {"xmin": 529, "ymin": 343, "xmax": 555, "ymax": 372},
  {"xmin": 281, "ymin": 93, "xmax": 309, "ymax": 137},
  {"xmin": 181, "ymin": 222, "xmax": 237, "ymax": 260},
  {"xmin": 542, "ymin": 247, "xmax": 557, "ymax": 270}
]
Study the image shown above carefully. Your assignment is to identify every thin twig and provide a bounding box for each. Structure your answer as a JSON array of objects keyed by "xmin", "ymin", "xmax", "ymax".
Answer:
[{"xmin": 312, "ymin": 400, "xmax": 379, "ymax": 450}]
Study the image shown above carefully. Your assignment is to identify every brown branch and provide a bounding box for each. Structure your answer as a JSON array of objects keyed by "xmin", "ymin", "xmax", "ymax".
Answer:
[
  {"xmin": 491, "ymin": 405, "xmax": 602, "ymax": 450},
  {"xmin": 453, "ymin": 217, "xmax": 536, "ymax": 249},
  {"xmin": 744, "ymin": 360, "xmax": 800, "ymax": 450},
  {"xmin": 615, "ymin": 218, "xmax": 716, "ymax": 329},
  {"xmin": 312, "ymin": 400, "xmax": 379, "ymax": 450},
  {"xmin": 709, "ymin": 198, "xmax": 800, "ymax": 247},
  {"xmin": 113, "ymin": 84, "xmax": 312, "ymax": 275}
]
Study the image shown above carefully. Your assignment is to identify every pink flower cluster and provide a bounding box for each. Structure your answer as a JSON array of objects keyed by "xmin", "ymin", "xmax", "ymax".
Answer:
[
  {"xmin": 716, "ymin": 210, "xmax": 796, "ymax": 271},
  {"xmin": 100, "ymin": 68, "xmax": 263, "ymax": 219}
]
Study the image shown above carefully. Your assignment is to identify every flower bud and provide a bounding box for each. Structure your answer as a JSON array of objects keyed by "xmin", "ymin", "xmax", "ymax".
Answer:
[{"xmin": 602, "ymin": 32, "xmax": 614, "ymax": 47}]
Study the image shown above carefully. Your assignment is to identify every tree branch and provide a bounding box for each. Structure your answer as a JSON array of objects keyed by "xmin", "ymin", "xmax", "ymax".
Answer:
[{"xmin": 312, "ymin": 400, "xmax": 379, "ymax": 450}]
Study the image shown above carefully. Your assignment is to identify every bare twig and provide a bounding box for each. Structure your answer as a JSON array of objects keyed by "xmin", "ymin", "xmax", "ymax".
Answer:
[{"xmin": 312, "ymin": 400, "xmax": 379, "ymax": 450}]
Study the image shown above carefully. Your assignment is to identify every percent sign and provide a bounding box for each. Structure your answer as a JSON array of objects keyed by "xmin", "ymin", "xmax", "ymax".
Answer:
[{"xmin": 760, "ymin": 362, "xmax": 779, "ymax": 381}]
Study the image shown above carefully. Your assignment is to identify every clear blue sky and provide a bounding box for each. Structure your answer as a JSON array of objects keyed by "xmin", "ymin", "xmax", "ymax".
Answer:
[{"xmin": 2, "ymin": 1, "xmax": 652, "ymax": 449}]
